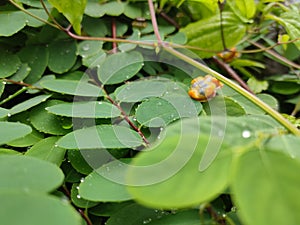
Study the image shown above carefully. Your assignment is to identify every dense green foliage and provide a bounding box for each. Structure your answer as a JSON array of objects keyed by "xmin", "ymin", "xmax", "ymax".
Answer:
[{"xmin": 1, "ymin": 0, "xmax": 300, "ymax": 224}]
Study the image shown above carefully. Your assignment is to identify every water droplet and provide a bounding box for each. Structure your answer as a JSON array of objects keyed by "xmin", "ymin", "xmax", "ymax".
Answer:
[
  {"xmin": 231, "ymin": 206, "xmax": 237, "ymax": 212},
  {"xmin": 143, "ymin": 218, "xmax": 152, "ymax": 224},
  {"xmin": 159, "ymin": 127, "xmax": 164, "ymax": 131},
  {"xmin": 76, "ymin": 194, "xmax": 81, "ymax": 199},
  {"xmin": 132, "ymin": 117, "xmax": 137, "ymax": 121},
  {"xmin": 218, "ymin": 130, "xmax": 224, "ymax": 137},
  {"xmin": 242, "ymin": 130, "xmax": 251, "ymax": 138},
  {"xmin": 76, "ymin": 186, "xmax": 80, "ymax": 190},
  {"xmin": 2, "ymin": 81, "xmax": 6, "ymax": 84},
  {"xmin": 7, "ymin": 113, "xmax": 11, "ymax": 117},
  {"xmin": 82, "ymin": 44, "xmax": 90, "ymax": 51},
  {"xmin": 25, "ymin": 20, "xmax": 29, "ymax": 23},
  {"xmin": 80, "ymin": 177, "xmax": 85, "ymax": 183},
  {"xmin": 157, "ymin": 135, "xmax": 161, "ymax": 140},
  {"xmin": 54, "ymin": 144, "xmax": 58, "ymax": 147},
  {"xmin": 157, "ymin": 102, "xmax": 162, "ymax": 106},
  {"xmin": 222, "ymin": 214, "xmax": 226, "ymax": 218},
  {"xmin": 98, "ymin": 102, "xmax": 103, "ymax": 105}
]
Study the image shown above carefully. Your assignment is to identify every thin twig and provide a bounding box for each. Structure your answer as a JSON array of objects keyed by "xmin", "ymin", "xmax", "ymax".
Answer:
[
  {"xmin": 105, "ymin": 94, "xmax": 150, "ymax": 145},
  {"xmin": 218, "ymin": 0, "xmax": 227, "ymax": 51},
  {"xmin": 241, "ymin": 38, "xmax": 300, "ymax": 54},
  {"xmin": 159, "ymin": 11, "xmax": 180, "ymax": 30},
  {"xmin": 248, "ymin": 40, "xmax": 300, "ymax": 70},
  {"xmin": 111, "ymin": 18, "xmax": 118, "ymax": 53},
  {"xmin": 206, "ymin": 205, "xmax": 226, "ymax": 225},
  {"xmin": 148, "ymin": 0, "xmax": 163, "ymax": 44},
  {"xmin": 212, "ymin": 57, "xmax": 255, "ymax": 94}
]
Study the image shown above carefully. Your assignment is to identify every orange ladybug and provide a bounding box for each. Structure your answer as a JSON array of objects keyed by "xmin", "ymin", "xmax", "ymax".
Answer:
[{"xmin": 188, "ymin": 75, "xmax": 223, "ymax": 102}]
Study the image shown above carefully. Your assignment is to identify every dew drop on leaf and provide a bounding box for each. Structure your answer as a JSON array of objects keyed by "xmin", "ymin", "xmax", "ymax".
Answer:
[
  {"xmin": 143, "ymin": 218, "xmax": 152, "ymax": 224},
  {"xmin": 80, "ymin": 177, "xmax": 85, "ymax": 183},
  {"xmin": 76, "ymin": 194, "xmax": 81, "ymax": 199},
  {"xmin": 242, "ymin": 130, "xmax": 251, "ymax": 138}
]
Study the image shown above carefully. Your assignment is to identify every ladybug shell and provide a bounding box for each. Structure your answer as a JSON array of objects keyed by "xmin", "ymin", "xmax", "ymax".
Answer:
[{"xmin": 188, "ymin": 75, "xmax": 223, "ymax": 102}]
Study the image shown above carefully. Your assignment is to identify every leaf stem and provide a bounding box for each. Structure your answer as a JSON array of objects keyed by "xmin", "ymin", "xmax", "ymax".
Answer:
[
  {"xmin": 163, "ymin": 46, "xmax": 300, "ymax": 136},
  {"xmin": 0, "ymin": 86, "xmax": 28, "ymax": 106}
]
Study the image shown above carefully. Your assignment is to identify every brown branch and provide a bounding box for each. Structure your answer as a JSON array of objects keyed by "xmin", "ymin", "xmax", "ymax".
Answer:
[{"xmin": 212, "ymin": 57, "xmax": 255, "ymax": 94}]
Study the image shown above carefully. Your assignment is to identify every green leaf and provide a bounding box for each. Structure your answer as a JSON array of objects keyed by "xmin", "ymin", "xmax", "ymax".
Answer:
[
  {"xmin": 26, "ymin": 137, "xmax": 66, "ymax": 166},
  {"xmin": 247, "ymin": 77, "xmax": 269, "ymax": 94},
  {"xmin": 19, "ymin": 0, "xmax": 52, "ymax": 8},
  {"xmin": 0, "ymin": 155, "xmax": 64, "ymax": 193},
  {"xmin": 145, "ymin": 209, "xmax": 209, "ymax": 225},
  {"xmin": 30, "ymin": 100, "xmax": 72, "ymax": 135},
  {"xmin": 115, "ymin": 80, "xmax": 168, "ymax": 103},
  {"xmin": 9, "ymin": 63, "xmax": 31, "ymax": 82},
  {"xmin": 270, "ymin": 81, "xmax": 300, "ymax": 95},
  {"xmin": 0, "ymin": 11, "xmax": 26, "ymax": 37},
  {"xmin": 7, "ymin": 128, "xmax": 44, "ymax": 147},
  {"xmin": 228, "ymin": 91, "xmax": 279, "ymax": 114},
  {"xmin": 57, "ymin": 125, "xmax": 143, "ymax": 149},
  {"xmin": 46, "ymin": 101, "xmax": 121, "ymax": 118},
  {"xmin": 127, "ymin": 120, "xmax": 232, "ymax": 208},
  {"xmin": 232, "ymin": 150, "xmax": 300, "ymax": 225},
  {"xmin": 70, "ymin": 184, "xmax": 98, "ymax": 208},
  {"xmin": 105, "ymin": 203, "xmax": 158, "ymax": 225},
  {"xmin": 47, "ymin": 0, "xmax": 86, "ymax": 34},
  {"xmin": 98, "ymin": 51, "xmax": 143, "ymax": 84},
  {"xmin": 0, "ymin": 81, "xmax": 5, "ymax": 98},
  {"xmin": 0, "ymin": 49, "xmax": 21, "ymax": 78},
  {"xmin": 89, "ymin": 202, "xmax": 133, "ymax": 216},
  {"xmin": 0, "ymin": 193, "xmax": 81, "ymax": 225},
  {"xmin": 77, "ymin": 40, "xmax": 103, "ymax": 58},
  {"xmin": 203, "ymin": 96, "xmax": 246, "ymax": 116},
  {"xmin": 180, "ymin": 12, "xmax": 247, "ymax": 58},
  {"xmin": 0, "ymin": 9, "xmax": 49, "ymax": 37},
  {"xmin": 41, "ymin": 79, "xmax": 104, "ymax": 97},
  {"xmin": 228, "ymin": 0, "xmax": 256, "ymax": 20},
  {"xmin": 67, "ymin": 150, "xmax": 93, "ymax": 175},
  {"xmin": 0, "ymin": 107, "xmax": 9, "ymax": 119},
  {"xmin": 136, "ymin": 98, "xmax": 179, "ymax": 127},
  {"xmin": 274, "ymin": 11, "xmax": 300, "ymax": 49},
  {"xmin": 48, "ymin": 40, "xmax": 77, "ymax": 74},
  {"xmin": 9, "ymin": 94, "xmax": 52, "ymax": 115},
  {"xmin": 79, "ymin": 160, "xmax": 132, "ymax": 201},
  {"xmin": 136, "ymin": 95, "xmax": 201, "ymax": 127},
  {"xmin": 265, "ymin": 134, "xmax": 300, "ymax": 160},
  {"xmin": 18, "ymin": 45, "xmax": 49, "ymax": 84},
  {"xmin": 85, "ymin": 0, "xmax": 125, "ymax": 17},
  {"xmin": 0, "ymin": 122, "xmax": 32, "ymax": 145}
]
